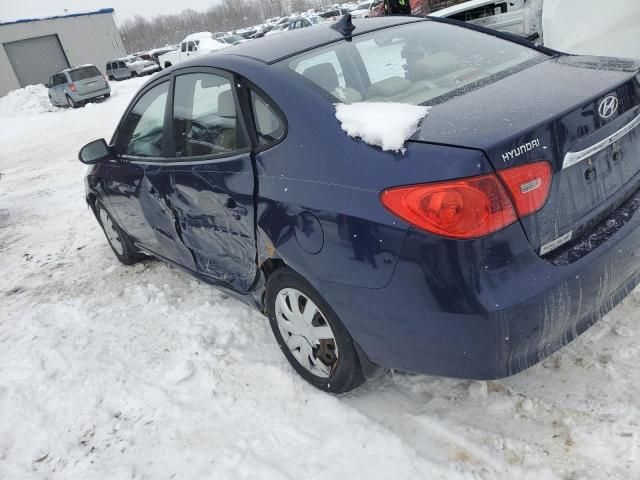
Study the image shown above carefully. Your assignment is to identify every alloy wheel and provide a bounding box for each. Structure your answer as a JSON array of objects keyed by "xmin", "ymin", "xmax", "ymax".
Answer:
[{"xmin": 274, "ymin": 288, "xmax": 339, "ymax": 378}]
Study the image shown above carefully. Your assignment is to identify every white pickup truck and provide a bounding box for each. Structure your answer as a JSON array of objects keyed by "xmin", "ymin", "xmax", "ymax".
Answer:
[
  {"xmin": 430, "ymin": 0, "xmax": 640, "ymax": 59},
  {"xmin": 158, "ymin": 32, "xmax": 229, "ymax": 69}
]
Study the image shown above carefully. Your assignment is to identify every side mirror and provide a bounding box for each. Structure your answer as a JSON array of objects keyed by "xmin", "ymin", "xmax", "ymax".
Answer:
[{"xmin": 78, "ymin": 138, "xmax": 111, "ymax": 164}]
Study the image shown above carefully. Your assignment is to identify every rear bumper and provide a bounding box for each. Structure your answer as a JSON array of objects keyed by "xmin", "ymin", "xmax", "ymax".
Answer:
[
  {"xmin": 70, "ymin": 86, "xmax": 111, "ymax": 101},
  {"xmin": 312, "ymin": 190, "xmax": 640, "ymax": 379}
]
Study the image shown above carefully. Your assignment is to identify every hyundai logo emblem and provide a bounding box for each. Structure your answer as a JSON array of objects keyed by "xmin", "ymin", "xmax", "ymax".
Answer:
[{"xmin": 598, "ymin": 94, "xmax": 619, "ymax": 120}]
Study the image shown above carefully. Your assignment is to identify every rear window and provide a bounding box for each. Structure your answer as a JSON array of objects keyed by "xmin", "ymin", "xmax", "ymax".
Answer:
[
  {"xmin": 69, "ymin": 66, "xmax": 101, "ymax": 81},
  {"xmin": 279, "ymin": 21, "xmax": 546, "ymax": 105}
]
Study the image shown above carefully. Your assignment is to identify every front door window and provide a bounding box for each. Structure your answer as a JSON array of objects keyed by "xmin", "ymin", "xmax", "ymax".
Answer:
[{"xmin": 118, "ymin": 82, "xmax": 169, "ymax": 157}]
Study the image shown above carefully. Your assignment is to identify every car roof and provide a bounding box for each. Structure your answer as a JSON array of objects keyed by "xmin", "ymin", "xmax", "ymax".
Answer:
[
  {"xmin": 219, "ymin": 16, "xmax": 423, "ymax": 64},
  {"xmin": 53, "ymin": 64, "xmax": 97, "ymax": 75}
]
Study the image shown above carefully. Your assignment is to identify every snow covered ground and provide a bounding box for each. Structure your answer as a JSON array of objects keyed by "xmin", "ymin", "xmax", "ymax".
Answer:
[{"xmin": 2, "ymin": 75, "xmax": 640, "ymax": 479}]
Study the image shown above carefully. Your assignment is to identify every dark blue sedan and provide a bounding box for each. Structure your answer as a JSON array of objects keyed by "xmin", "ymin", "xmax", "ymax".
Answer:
[{"xmin": 79, "ymin": 16, "xmax": 640, "ymax": 393}]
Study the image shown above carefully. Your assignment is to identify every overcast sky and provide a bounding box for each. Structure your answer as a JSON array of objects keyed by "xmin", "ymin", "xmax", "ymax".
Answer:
[{"xmin": 1, "ymin": 0, "xmax": 218, "ymax": 23}]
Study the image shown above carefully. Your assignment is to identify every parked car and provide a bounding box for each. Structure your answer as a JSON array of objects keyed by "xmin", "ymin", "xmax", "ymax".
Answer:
[
  {"xmin": 427, "ymin": 0, "xmax": 543, "ymax": 42},
  {"xmin": 158, "ymin": 32, "xmax": 229, "ymax": 69},
  {"xmin": 288, "ymin": 16, "xmax": 324, "ymax": 30},
  {"xmin": 218, "ymin": 34, "xmax": 247, "ymax": 45},
  {"xmin": 47, "ymin": 65, "xmax": 110, "ymax": 108},
  {"xmin": 106, "ymin": 57, "xmax": 159, "ymax": 81},
  {"xmin": 319, "ymin": 8, "xmax": 351, "ymax": 20},
  {"xmin": 79, "ymin": 16, "xmax": 640, "ymax": 394},
  {"xmin": 350, "ymin": 0, "xmax": 383, "ymax": 18}
]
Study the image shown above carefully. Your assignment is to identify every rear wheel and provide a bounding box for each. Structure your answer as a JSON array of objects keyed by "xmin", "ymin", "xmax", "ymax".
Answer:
[
  {"xmin": 66, "ymin": 94, "xmax": 80, "ymax": 109},
  {"xmin": 266, "ymin": 267, "xmax": 365, "ymax": 393},
  {"xmin": 104, "ymin": 93, "xmax": 110, "ymax": 98},
  {"xmin": 131, "ymin": 71, "xmax": 138, "ymax": 78},
  {"xmin": 95, "ymin": 200, "xmax": 145, "ymax": 265}
]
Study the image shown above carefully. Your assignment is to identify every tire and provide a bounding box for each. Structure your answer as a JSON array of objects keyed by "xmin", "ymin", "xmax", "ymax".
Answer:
[
  {"xmin": 108, "ymin": 75, "xmax": 115, "ymax": 81},
  {"xmin": 164, "ymin": 62, "xmax": 172, "ymax": 69},
  {"xmin": 266, "ymin": 267, "xmax": 365, "ymax": 394},
  {"xmin": 95, "ymin": 200, "xmax": 145, "ymax": 265},
  {"xmin": 131, "ymin": 71, "xmax": 138, "ymax": 78},
  {"xmin": 66, "ymin": 94, "xmax": 81, "ymax": 109},
  {"xmin": 104, "ymin": 93, "xmax": 111, "ymax": 98}
]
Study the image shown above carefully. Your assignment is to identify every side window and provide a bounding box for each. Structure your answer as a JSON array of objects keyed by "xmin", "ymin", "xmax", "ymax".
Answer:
[
  {"xmin": 173, "ymin": 73, "xmax": 248, "ymax": 158},
  {"xmin": 106, "ymin": 63, "xmax": 111, "ymax": 71},
  {"xmin": 118, "ymin": 82, "xmax": 169, "ymax": 157},
  {"xmin": 181, "ymin": 42, "xmax": 187, "ymax": 52},
  {"xmin": 250, "ymin": 91, "xmax": 285, "ymax": 146},
  {"xmin": 187, "ymin": 41, "xmax": 194, "ymax": 52},
  {"xmin": 119, "ymin": 61, "xmax": 127, "ymax": 69}
]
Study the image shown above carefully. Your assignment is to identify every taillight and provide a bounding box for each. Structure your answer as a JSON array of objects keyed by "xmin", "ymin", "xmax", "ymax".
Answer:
[
  {"xmin": 496, "ymin": 161, "xmax": 552, "ymax": 217},
  {"xmin": 380, "ymin": 162, "xmax": 552, "ymax": 239},
  {"xmin": 69, "ymin": 82, "xmax": 77, "ymax": 92}
]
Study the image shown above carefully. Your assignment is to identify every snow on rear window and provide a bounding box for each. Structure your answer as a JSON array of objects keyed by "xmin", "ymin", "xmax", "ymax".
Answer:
[{"xmin": 335, "ymin": 102, "xmax": 430, "ymax": 153}]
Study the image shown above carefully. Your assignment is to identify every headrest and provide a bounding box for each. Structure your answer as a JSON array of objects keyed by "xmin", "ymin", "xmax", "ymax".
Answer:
[
  {"xmin": 367, "ymin": 76, "xmax": 413, "ymax": 99},
  {"xmin": 303, "ymin": 63, "xmax": 340, "ymax": 92},
  {"xmin": 217, "ymin": 89, "xmax": 235, "ymax": 117},
  {"xmin": 411, "ymin": 52, "xmax": 460, "ymax": 80}
]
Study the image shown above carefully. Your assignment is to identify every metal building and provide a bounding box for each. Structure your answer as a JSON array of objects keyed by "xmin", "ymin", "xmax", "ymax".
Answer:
[{"xmin": 0, "ymin": 8, "xmax": 126, "ymax": 96}]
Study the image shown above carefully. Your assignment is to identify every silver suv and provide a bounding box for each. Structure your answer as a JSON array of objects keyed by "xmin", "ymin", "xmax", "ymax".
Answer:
[
  {"xmin": 47, "ymin": 65, "xmax": 110, "ymax": 108},
  {"xmin": 106, "ymin": 56, "xmax": 160, "ymax": 81}
]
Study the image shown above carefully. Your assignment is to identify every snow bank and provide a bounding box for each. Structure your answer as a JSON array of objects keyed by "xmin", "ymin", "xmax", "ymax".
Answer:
[
  {"xmin": 335, "ymin": 102, "xmax": 431, "ymax": 153},
  {"xmin": 543, "ymin": 0, "xmax": 640, "ymax": 60},
  {"xmin": 0, "ymin": 84, "xmax": 57, "ymax": 116}
]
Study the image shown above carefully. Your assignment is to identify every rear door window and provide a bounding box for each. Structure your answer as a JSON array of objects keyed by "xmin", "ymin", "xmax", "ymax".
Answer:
[
  {"xmin": 118, "ymin": 82, "xmax": 170, "ymax": 157},
  {"xmin": 172, "ymin": 72, "xmax": 248, "ymax": 158}
]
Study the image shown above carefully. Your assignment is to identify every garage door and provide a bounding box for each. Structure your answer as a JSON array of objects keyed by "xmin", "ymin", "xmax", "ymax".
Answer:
[{"xmin": 4, "ymin": 34, "xmax": 69, "ymax": 87}]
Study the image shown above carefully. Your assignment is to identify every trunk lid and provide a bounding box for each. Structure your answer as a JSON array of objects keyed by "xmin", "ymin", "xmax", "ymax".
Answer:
[{"xmin": 411, "ymin": 55, "xmax": 640, "ymax": 253}]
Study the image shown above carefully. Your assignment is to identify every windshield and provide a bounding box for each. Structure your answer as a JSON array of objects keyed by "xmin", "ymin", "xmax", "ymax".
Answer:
[
  {"xmin": 280, "ymin": 21, "xmax": 546, "ymax": 106},
  {"xmin": 125, "ymin": 57, "xmax": 143, "ymax": 63},
  {"xmin": 69, "ymin": 66, "xmax": 101, "ymax": 81},
  {"xmin": 354, "ymin": 3, "xmax": 370, "ymax": 10},
  {"xmin": 222, "ymin": 35, "xmax": 243, "ymax": 43}
]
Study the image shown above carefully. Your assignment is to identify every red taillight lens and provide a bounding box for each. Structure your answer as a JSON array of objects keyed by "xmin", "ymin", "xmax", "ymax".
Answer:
[
  {"xmin": 69, "ymin": 82, "xmax": 77, "ymax": 92},
  {"xmin": 380, "ymin": 162, "xmax": 552, "ymax": 239},
  {"xmin": 496, "ymin": 161, "xmax": 552, "ymax": 217}
]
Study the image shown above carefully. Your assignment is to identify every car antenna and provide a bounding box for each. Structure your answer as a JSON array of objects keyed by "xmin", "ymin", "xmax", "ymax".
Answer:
[{"xmin": 331, "ymin": 14, "xmax": 356, "ymax": 38}]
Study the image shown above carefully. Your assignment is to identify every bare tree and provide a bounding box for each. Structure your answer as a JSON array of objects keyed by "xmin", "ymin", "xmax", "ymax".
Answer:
[{"xmin": 119, "ymin": 0, "xmax": 334, "ymax": 52}]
